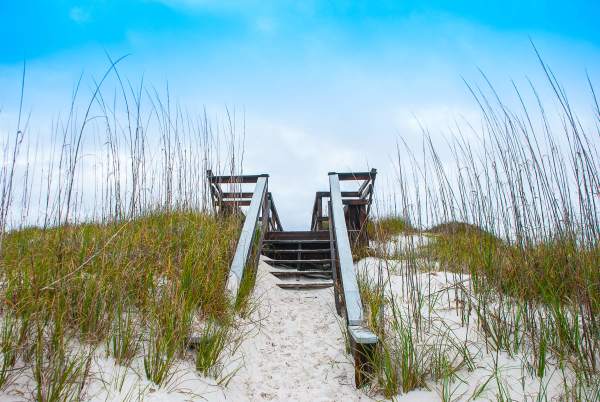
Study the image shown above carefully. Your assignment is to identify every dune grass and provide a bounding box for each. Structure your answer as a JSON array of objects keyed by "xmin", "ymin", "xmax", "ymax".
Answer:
[
  {"xmin": 0, "ymin": 61, "xmax": 252, "ymax": 399},
  {"xmin": 359, "ymin": 55, "xmax": 599, "ymax": 399},
  {"xmin": 0, "ymin": 211, "xmax": 241, "ymax": 398},
  {"xmin": 426, "ymin": 229, "xmax": 599, "ymax": 313},
  {"xmin": 367, "ymin": 216, "xmax": 415, "ymax": 241}
]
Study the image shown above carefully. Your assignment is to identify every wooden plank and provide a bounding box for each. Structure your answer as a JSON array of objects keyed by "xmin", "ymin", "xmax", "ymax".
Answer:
[
  {"xmin": 329, "ymin": 173, "xmax": 364, "ymax": 326},
  {"xmin": 359, "ymin": 183, "xmax": 373, "ymax": 199},
  {"xmin": 328, "ymin": 199, "xmax": 342, "ymax": 316},
  {"xmin": 315, "ymin": 191, "xmax": 361, "ymax": 198},
  {"xmin": 333, "ymin": 171, "xmax": 376, "ymax": 181},
  {"xmin": 342, "ymin": 199, "xmax": 369, "ymax": 206},
  {"xmin": 265, "ymin": 230, "xmax": 329, "ymax": 240},
  {"xmin": 349, "ymin": 324, "xmax": 378, "ymax": 388},
  {"xmin": 270, "ymin": 270, "xmax": 332, "ymax": 278},
  {"xmin": 222, "ymin": 192, "xmax": 254, "ymax": 199},
  {"xmin": 262, "ymin": 239, "xmax": 330, "ymax": 244},
  {"xmin": 310, "ymin": 193, "xmax": 321, "ymax": 231},
  {"xmin": 348, "ymin": 325, "xmax": 378, "ymax": 344},
  {"xmin": 268, "ymin": 193, "xmax": 284, "ymax": 231},
  {"xmin": 267, "ymin": 259, "xmax": 331, "ymax": 264},
  {"xmin": 357, "ymin": 169, "xmax": 377, "ymax": 193},
  {"xmin": 263, "ymin": 248, "xmax": 331, "ymax": 253},
  {"xmin": 270, "ymin": 270, "xmax": 331, "ymax": 275},
  {"xmin": 210, "ymin": 174, "xmax": 267, "ymax": 184},
  {"xmin": 226, "ymin": 177, "xmax": 268, "ymax": 296},
  {"xmin": 277, "ymin": 282, "xmax": 333, "ymax": 290},
  {"xmin": 221, "ymin": 200, "xmax": 251, "ymax": 206}
]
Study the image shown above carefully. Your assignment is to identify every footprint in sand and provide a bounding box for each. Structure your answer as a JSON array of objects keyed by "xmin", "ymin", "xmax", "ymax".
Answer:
[{"xmin": 259, "ymin": 391, "xmax": 277, "ymax": 400}]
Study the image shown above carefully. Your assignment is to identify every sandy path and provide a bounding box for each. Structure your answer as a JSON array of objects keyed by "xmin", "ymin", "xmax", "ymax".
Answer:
[
  {"xmin": 0, "ymin": 258, "xmax": 379, "ymax": 402},
  {"xmin": 225, "ymin": 258, "xmax": 376, "ymax": 402}
]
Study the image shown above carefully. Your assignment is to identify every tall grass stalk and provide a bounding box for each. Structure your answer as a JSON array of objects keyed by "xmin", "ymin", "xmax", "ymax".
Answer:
[
  {"xmin": 363, "ymin": 55, "xmax": 599, "ymax": 398},
  {"xmin": 0, "ymin": 59, "xmax": 247, "ymax": 398}
]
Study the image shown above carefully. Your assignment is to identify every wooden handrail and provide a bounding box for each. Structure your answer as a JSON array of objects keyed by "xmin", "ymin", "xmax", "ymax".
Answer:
[
  {"xmin": 328, "ymin": 173, "xmax": 364, "ymax": 325},
  {"xmin": 329, "ymin": 172, "xmax": 377, "ymax": 387},
  {"xmin": 226, "ymin": 176, "xmax": 268, "ymax": 296}
]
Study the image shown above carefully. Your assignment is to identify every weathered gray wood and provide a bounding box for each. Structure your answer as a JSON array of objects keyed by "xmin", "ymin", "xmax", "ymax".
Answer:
[
  {"xmin": 348, "ymin": 325, "xmax": 378, "ymax": 344},
  {"xmin": 270, "ymin": 270, "xmax": 332, "ymax": 278},
  {"xmin": 268, "ymin": 193, "xmax": 284, "ymax": 231},
  {"xmin": 265, "ymin": 230, "xmax": 329, "ymax": 240},
  {"xmin": 263, "ymin": 239, "xmax": 330, "ymax": 244},
  {"xmin": 352, "ymin": 339, "xmax": 376, "ymax": 388},
  {"xmin": 265, "ymin": 259, "xmax": 331, "ymax": 264},
  {"xmin": 330, "ymin": 172, "xmax": 378, "ymax": 388},
  {"xmin": 277, "ymin": 282, "xmax": 333, "ymax": 290},
  {"xmin": 221, "ymin": 200, "xmax": 252, "ymax": 206},
  {"xmin": 329, "ymin": 173, "xmax": 364, "ymax": 326},
  {"xmin": 264, "ymin": 248, "xmax": 331, "ymax": 253},
  {"xmin": 226, "ymin": 176, "xmax": 268, "ymax": 296},
  {"xmin": 329, "ymin": 200, "xmax": 342, "ymax": 316},
  {"xmin": 209, "ymin": 174, "xmax": 266, "ymax": 184},
  {"xmin": 335, "ymin": 171, "xmax": 376, "ymax": 181},
  {"xmin": 221, "ymin": 192, "xmax": 254, "ymax": 199}
]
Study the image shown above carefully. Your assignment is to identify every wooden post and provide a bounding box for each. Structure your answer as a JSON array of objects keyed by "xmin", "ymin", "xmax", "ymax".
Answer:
[
  {"xmin": 348, "ymin": 326, "xmax": 378, "ymax": 388},
  {"xmin": 352, "ymin": 341, "xmax": 376, "ymax": 388}
]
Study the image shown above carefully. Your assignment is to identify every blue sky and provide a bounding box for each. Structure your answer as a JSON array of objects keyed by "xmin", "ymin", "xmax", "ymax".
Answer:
[
  {"xmin": 1, "ymin": 1, "xmax": 599, "ymax": 62},
  {"xmin": 1, "ymin": 1, "xmax": 599, "ymax": 227}
]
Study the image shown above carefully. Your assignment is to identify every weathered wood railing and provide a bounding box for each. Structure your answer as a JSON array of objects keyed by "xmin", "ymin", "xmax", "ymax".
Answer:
[
  {"xmin": 226, "ymin": 175, "xmax": 268, "ymax": 296},
  {"xmin": 209, "ymin": 168, "xmax": 377, "ymax": 386},
  {"xmin": 328, "ymin": 171, "xmax": 378, "ymax": 387},
  {"xmin": 310, "ymin": 169, "xmax": 376, "ymax": 248},
  {"xmin": 207, "ymin": 171, "xmax": 282, "ymax": 300}
]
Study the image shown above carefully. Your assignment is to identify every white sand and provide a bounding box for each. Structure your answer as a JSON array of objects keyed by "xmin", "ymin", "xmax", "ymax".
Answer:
[
  {"xmin": 355, "ymin": 235, "xmax": 574, "ymax": 401},
  {"xmin": 1, "ymin": 234, "xmax": 574, "ymax": 401},
  {"xmin": 80, "ymin": 258, "xmax": 378, "ymax": 401},
  {"xmin": 220, "ymin": 257, "xmax": 376, "ymax": 401}
]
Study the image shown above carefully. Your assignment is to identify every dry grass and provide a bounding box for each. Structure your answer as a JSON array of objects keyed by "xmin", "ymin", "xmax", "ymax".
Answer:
[
  {"xmin": 361, "ymin": 53, "xmax": 600, "ymax": 399},
  {"xmin": 0, "ymin": 60, "xmax": 249, "ymax": 399},
  {"xmin": 0, "ymin": 211, "xmax": 241, "ymax": 397}
]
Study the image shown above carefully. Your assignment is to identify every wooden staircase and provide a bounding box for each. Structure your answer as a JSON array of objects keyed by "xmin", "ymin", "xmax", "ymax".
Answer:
[
  {"xmin": 262, "ymin": 231, "xmax": 334, "ymax": 289},
  {"xmin": 209, "ymin": 169, "xmax": 379, "ymax": 388}
]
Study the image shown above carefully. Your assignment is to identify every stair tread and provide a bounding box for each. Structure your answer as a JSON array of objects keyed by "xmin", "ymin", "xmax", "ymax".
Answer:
[
  {"xmin": 277, "ymin": 282, "xmax": 333, "ymax": 290},
  {"xmin": 270, "ymin": 270, "xmax": 332, "ymax": 278},
  {"xmin": 267, "ymin": 259, "xmax": 332, "ymax": 263},
  {"xmin": 263, "ymin": 248, "xmax": 331, "ymax": 252},
  {"xmin": 263, "ymin": 239, "xmax": 330, "ymax": 244},
  {"xmin": 264, "ymin": 264, "xmax": 329, "ymax": 271},
  {"xmin": 266, "ymin": 230, "xmax": 328, "ymax": 236},
  {"xmin": 270, "ymin": 270, "xmax": 331, "ymax": 274}
]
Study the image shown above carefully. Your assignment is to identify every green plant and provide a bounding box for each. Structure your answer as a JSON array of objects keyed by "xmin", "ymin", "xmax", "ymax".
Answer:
[{"xmin": 194, "ymin": 321, "xmax": 230, "ymax": 377}]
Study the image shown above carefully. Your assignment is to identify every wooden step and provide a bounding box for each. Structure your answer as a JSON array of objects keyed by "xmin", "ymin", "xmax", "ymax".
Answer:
[
  {"xmin": 262, "ymin": 251, "xmax": 332, "ymax": 260},
  {"xmin": 265, "ymin": 231, "xmax": 329, "ymax": 241},
  {"xmin": 263, "ymin": 239, "xmax": 330, "ymax": 245},
  {"xmin": 276, "ymin": 282, "xmax": 333, "ymax": 290},
  {"xmin": 266, "ymin": 259, "xmax": 331, "ymax": 264},
  {"xmin": 270, "ymin": 270, "xmax": 332, "ymax": 279},
  {"xmin": 263, "ymin": 248, "xmax": 331, "ymax": 253}
]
